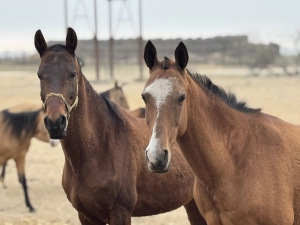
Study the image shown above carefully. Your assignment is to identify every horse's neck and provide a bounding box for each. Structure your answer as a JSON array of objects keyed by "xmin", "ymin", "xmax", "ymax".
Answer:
[
  {"xmin": 61, "ymin": 75, "xmax": 118, "ymax": 167},
  {"xmin": 179, "ymin": 77, "xmax": 249, "ymax": 189}
]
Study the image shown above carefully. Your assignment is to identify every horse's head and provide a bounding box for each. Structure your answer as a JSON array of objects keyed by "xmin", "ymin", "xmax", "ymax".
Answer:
[
  {"xmin": 34, "ymin": 27, "xmax": 81, "ymax": 139},
  {"xmin": 109, "ymin": 81, "xmax": 130, "ymax": 109},
  {"xmin": 142, "ymin": 41, "xmax": 189, "ymax": 173}
]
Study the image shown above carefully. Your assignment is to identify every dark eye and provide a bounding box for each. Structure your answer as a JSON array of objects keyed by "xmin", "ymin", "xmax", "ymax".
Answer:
[
  {"xmin": 37, "ymin": 73, "xmax": 42, "ymax": 80},
  {"xmin": 178, "ymin": 94, "xmax": 186, "ymax": 103},
  {"xmin": 141, "ymin": 94, "xmax": 147, "ymax": 104},
  {"xmin": 70, "ymin": 73, "xmax": 76, "ymax": 79}
]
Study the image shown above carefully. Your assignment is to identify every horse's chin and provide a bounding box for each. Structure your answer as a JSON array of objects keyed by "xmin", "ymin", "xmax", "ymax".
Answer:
[{"xmin": 49, "ymin": 131, "xmax": 67, "ymax": 139}]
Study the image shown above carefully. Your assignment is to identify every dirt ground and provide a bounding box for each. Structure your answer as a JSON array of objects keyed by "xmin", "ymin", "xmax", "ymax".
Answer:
[{"xmin": 0, "ymin": 67, "xmax": 299, "ymax": 225}]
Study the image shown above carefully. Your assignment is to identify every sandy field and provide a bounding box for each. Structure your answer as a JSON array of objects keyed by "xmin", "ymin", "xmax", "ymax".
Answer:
[{"xmin": 0, "ymin": 66, "xmax": 299, "ymax": 225}]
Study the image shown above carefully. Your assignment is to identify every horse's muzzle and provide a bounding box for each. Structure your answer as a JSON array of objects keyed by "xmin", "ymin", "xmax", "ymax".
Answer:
[
  {"xmin": 145, "ymin": 149, "xmax": 170, "ymax": 173},
  {"xmin": 44, "ymin": 115, "xmax": 67, "ymax": 139}
]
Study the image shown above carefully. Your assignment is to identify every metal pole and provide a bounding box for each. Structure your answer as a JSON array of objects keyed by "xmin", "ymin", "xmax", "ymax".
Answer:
[
  {"xmin": 94, "ymin": 0, "xmax": 100, "ymax": 80},
  {"xmin": 138, "ymin": 0, "xmax": 143, "ymax": 80},
  {"xmin": 64, "ymin": 0, "xmax": 68, "ymax": 34},
  {"xmin": 109, "ymin": 0, "xmax": 114, "ymax": 80}
]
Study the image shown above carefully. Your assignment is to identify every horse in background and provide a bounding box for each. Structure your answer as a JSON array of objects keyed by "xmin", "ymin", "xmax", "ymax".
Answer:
[
  {"xmin": 99, "ymin": 81, "xmax": 130, "ymax": 110},
  {"xmin": 0, "ymin": 103, "xmax": 59, "ymax": 212}
]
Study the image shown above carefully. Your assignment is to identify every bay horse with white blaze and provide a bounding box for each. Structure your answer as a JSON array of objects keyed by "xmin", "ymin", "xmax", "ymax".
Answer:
[
  {"xmin": 142, "ymin": 41, "xmax": 300, "ymax": 225},
  {"xmin": 34, "ymin": 28, "xmax": 206, "ymax": 225},
  {"xmin": 0, "ymin": 103, "xmax": 59, "ymax": 212}
]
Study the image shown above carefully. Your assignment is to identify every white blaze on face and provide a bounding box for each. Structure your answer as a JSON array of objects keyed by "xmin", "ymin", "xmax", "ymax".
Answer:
[{"xmin": 144, "ymin": 78, "xmax": 177, "ymax": 162}]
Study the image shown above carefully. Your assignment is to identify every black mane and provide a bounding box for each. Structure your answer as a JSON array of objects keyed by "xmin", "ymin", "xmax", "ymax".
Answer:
[
  {"xmin": 2, "ymin": 109, "xmax": 41, "ymax": 138},
  {"xmin": 187, "ymin": 71, "xmax": 261, "ymax": 113},
  {"xmin": 100, "ymin": 90, "xmax": 110, "ymax": 100}
]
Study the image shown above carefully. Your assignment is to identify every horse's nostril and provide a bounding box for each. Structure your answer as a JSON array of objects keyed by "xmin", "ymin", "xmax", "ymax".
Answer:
[
  {"xmin": 59, "ymin": 115, "xmax": 67, "ymax": 130},
  {"xmin": 163, "ymin": 150, "xmax": 169, "ymax": 162},
  {"xmin": 44, "ymin": 116, "xmax": 50, "ymax": 130}
]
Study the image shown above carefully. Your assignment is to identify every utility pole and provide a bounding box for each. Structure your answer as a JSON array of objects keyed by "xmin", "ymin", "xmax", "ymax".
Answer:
[
  {"xmin": 94, "ymin": 0, "xmax": 100, "ymax": 80},
  {"xmin": 138, "ymin": 0, "xmax": 143, "ymax": 80},
  {"xmin": 64, "ymin": 0, "xmax": 68, "ymax": 34},
  {"xmin": 108, "ymin": 0, "xmax": 114, "ymax": 80}
]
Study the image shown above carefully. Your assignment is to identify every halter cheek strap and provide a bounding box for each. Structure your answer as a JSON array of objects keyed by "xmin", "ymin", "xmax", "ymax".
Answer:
[{"xmin": 42, "ymin": 75, "xmax": 79, "ymax": 120}]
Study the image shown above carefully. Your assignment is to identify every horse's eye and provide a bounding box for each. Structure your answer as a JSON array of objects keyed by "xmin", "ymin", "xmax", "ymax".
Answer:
[
  {"xmin": 70, "ymin": 73, "xmax": 76, "ymax": 79},
  {"xmin": 178, "ymin": 94, "xmax": 186, "ymax": 103},
  {"xmin": 37, "ymin": 74, "xmax": 42, "ymax": 80},
  {"xmin": 141, "ymin": 94, "xmax": 147, "ymax": 104}
]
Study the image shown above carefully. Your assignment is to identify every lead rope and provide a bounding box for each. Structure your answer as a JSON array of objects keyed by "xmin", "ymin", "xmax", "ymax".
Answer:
[{"xmin": 42, "ymin": 69, "xmax": 79, "ymax": 120}]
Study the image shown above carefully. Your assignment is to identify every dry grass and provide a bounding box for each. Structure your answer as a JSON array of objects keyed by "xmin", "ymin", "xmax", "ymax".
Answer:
[{"xmin": 0, "ymin": 67, "xmax": 299, "ymax": 225}]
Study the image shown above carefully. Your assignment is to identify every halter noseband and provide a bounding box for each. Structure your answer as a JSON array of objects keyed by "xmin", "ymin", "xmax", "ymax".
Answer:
[{"xmin": 42, "ymin": 58, "xmax": 80, "ymax": 120}]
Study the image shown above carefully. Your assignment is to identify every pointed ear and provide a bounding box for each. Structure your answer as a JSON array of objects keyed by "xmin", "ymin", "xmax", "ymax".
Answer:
[
  {"xmin": 144, "ymin": 41, "xmax": 158, "ymax": 70},
  {"xmin": 66, "ymin": 27, "xmax": 77, "ymax": 54},
  {"xmin": 114, "ymin": 80, "xmax": 119, "ymax": 88},
  {"xmin": 34, "ymin": 30, "xmax": 47, "ymax": 57},
  {"xmin": 175, "ymin": 42, "xmax": 189, "ymax": 70}
]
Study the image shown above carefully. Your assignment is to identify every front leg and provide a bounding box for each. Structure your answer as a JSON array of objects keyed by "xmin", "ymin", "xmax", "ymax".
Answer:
[
  {"xmin": 184, "ymin": 198, "xmax": 207, "ymax": 225},
  {"xmin": 0, "ymin": 161, "xmax": 7, "ymax": 188},
  {"xmin": 194, "ymin": 179, "xmax": 222, "ymax": 225},
  {"xmin": 78, "ymin": 212, "xmax": 106, "ymax": 225},
  {"xmin": 15, "ymin": 156, "xmax": 35, "ymax": 212},
  {"xmin": 109, "ymin": 205, "xmax": 132, "ymax": 225}
]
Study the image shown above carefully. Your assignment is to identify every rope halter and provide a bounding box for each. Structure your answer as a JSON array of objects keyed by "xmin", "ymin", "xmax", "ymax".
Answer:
[{"xmin": 42, "ymin": 75, "xmax": 79, "ymax": 120}]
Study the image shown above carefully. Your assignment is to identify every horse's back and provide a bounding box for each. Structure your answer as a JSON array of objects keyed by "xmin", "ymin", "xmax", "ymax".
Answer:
[{"xmin": 0, "ymin": 104, "xmax": 42, "ymax": 164}]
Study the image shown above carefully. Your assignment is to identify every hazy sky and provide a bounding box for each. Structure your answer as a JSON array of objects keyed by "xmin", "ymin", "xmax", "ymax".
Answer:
[{"xmin": 1, "ymin": 0, "xmax": 300, "ymax": 55}]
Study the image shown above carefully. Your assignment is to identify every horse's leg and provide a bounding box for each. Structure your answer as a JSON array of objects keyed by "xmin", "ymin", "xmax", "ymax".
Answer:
[
  {"xmin": 194, "ymin": 179, "xmax": 222, "ymax": 225},
  {"xmin": 78, "ymin": 212, "xmax": 105, "ymax": 225},
  {"xmin": 109, "ymin": 205, "xmax": 132, "ymax": 225},
  {"xmin": 184, "ymin": 198, "xmax": 207, "ymax": 225},
  {"xmin": 0, "ymin": 161, "xmax": 7, "ymax": 188},
  {"xmin": 15, "ymin": 156, "xmax": 35, "ymax": 212}
]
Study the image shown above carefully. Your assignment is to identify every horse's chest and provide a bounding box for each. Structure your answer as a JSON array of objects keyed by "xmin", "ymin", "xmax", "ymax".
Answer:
[{"xmin": 63, "ymin": 172, "xmax": 119, "ymax": 222}]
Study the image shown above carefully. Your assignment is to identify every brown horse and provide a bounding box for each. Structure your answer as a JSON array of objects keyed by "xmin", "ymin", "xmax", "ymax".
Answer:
[
  {"xmin": 142, "ymin": 41, "xmax": 300, "ymax": 225},
  {"xmin": 99, "ymin": 81, "xmax": 130, "ymax": 110},
  {"xmin": 0, "ymin": 103, "xmax": 60, "ymax": 212},
  {"xmin": 34, "ymin": 28, "xmax": 206, "ymax": 224}
]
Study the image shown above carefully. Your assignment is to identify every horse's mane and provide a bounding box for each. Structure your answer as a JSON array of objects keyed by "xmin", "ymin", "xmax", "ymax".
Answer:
[
  {"xmin": 187, "ymin": 70, "xmax": 261, "ymax": 113},
  {"xmin": 99, "ymin": 90, "xmax": 110, "ymax": 99},
  {"xmin": 2, "ymin": 109, "xmax": 41, "ymax": 138},
  {"xmin": 101, "ymin": 95, "xmax": 127, "ymax": 128},
  {"xmin": 160, "ymin": 57, "xmax": 260, "ymax": 113}
]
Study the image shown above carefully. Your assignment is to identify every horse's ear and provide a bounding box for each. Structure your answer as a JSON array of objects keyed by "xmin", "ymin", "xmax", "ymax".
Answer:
[
  {"xmin": 34, "ymin": 30, "xmax": 47, "ymax": 57},
  {"xmin": 66, "ymin": 27, "xmax": 77, "ymax": 54},
  {"xmin": 175, "ymin": 42, "xmax": 189, "ymax": 70},
  {"xmin": 144, "ymin": 41, "xmax": 158, "ymax": 70},
  {"xmin": 114, "ymin": 80, "xmax": 119, "ymax": 88}
]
